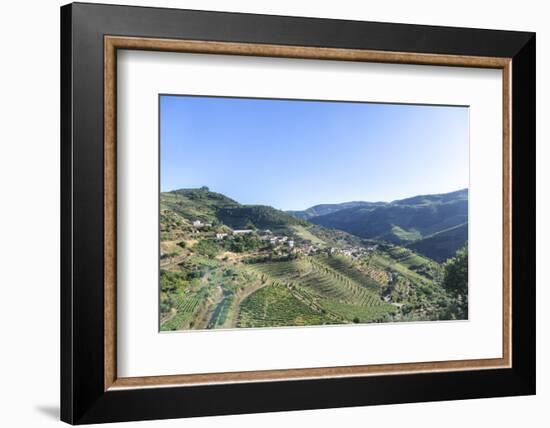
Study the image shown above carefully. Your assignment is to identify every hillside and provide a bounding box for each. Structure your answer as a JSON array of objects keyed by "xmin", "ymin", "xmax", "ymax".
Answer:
[
  {"xmin": 161, "ymin": 188, "xmax": 320, "ymax": 238},
  {"xmin": 161, "ymin": 187, "xmax": 239, "ymax": 223},
  {"xmin": 159, "ymin": 187, "xmax": 465, "ymax": 331},
  {"xmin": 288, "ymin": 201, "xmax": 385, "ymax": 220},
  {"xmin": 217, "ymin": 205, "xmax": 308, "ymax": 230},
  {"xmin": 407, "ymin": 223, "xmax": 468, "ymax": 262},
  {"xmin": 161, "ymin": 187, "xmax": 351, "ymax": 242},
  {"xmin": 390, "ymin": 188, "xmax": 467, "ymax": 206},
  {"xmin": 289, "ymin": 189, "xmax": 468, "ymax": 262}
]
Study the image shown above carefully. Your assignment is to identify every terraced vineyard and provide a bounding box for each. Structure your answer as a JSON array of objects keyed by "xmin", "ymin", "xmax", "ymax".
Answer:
[
  {"xmin": 159, "ymin": 187, "xmax": 466, "ymax": 331},
  {"xmin": 367, "ymin": 252, "xmax": 431, "ymax": 286},
  {"xmin": 161, "ymin": 291, "xmax": 204, "ymax": 331},
  {"xmin": 251, "ymin": 259, "xmax": 308, "ymax": 281},
  {"xmin": 306, "ymin": 259, "xmax": 381, "ymax": 307},
  {"xmin": 320, "ymin": 299, "xmax": 396, "ymax": 322},
  {"xmin": 384, "ymin": 246, "xmax": 435, "ymax": 272},
  {"xmin": 313, "ymin": 254, "xmax": 381, "ymax": 292},
  {"xmin": 243, "ymin": 256, "xmax": 395, "ymax": 325},
  {"xmin": 237, "ymin": 284, "xmax": 332, "ymax": 327}
]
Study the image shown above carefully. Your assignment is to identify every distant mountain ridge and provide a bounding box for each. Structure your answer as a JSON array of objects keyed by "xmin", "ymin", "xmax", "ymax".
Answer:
[
  {"xmin": 288, "ymin": 189, "xmax": 468, "ymax": 262},
  {"xmin": 287, "ymin": 201, "xmax": 386, "ymax": 220},
  {"xmin": 389, "ymin": 188, "xmax": 468, "ymax": 206}
]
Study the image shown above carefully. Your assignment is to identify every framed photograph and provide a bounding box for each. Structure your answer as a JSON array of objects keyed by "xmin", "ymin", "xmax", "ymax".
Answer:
[{"xmin": 61, "ymin": 2, "xmax": 535, "ymax": 424}]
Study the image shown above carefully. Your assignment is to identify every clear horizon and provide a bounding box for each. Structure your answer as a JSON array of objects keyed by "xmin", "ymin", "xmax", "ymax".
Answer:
[
  {"xmin": 162, "ymin": 186, "xmax": 468, "ymax": 211},
  {"xmin": 160, "ymin": 95, "xmax": 469, "ymax": 211}
]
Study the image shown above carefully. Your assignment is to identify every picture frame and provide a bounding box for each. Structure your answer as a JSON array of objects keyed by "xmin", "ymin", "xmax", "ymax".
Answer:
[{"xmin": 61, "ymin": 2, "xmax": 535, "ymax": 424}]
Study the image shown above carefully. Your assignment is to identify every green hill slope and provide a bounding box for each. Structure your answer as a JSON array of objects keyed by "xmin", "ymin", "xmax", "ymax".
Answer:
[
  {"xmin": 161, "ymin": 187, "xmax": 239, "ymax": 224},
  {"xmin": 292, "ymin": 189, "xmax": 468, "ymax": 261},
  {"xmin": 162, "ymin": 187, "xmax": 313, "ymax": 235},
  {"xmin": 390, "ymin": 188, "xmax": 468, "ymax": 206},
  {"xmin": 288, "ymin": 201, "xmax": 385, "ymax": 220},
  {"xmin": 407, "ymin": 223, "xmax": 468, "ymax": 262},
  {"xmin": 217, "ymin": 205, "xmax": 308, "ymax": 230}
]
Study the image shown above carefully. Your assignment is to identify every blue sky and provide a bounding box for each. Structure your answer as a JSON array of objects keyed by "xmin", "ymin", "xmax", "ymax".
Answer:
[{"xmin": 160, "ymin": 95, "xmax": 469, "ymax": 211}]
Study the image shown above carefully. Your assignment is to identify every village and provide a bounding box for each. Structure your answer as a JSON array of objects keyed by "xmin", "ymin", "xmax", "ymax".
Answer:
[{"xmin": 189, "ymin": 218, "xmax": 378, "ymax": 260}]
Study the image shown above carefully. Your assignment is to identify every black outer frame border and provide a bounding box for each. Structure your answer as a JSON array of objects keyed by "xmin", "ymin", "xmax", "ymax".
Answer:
[{"xmin": 60, "ymin": 2, "xmax": 536, "ymax": 425}]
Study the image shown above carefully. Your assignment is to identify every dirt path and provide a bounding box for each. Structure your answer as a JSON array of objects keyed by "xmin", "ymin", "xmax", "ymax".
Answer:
[
  {"xmin": 160, "ymin": 253, "xmax": 188, "ymax": 269},
  {"xmin": 160, "ymin": 307, "xmax": 177, "ymax": 325},
  {"xmin": 194, "ymin": 286, "xmax": 223, "ymax": 330},
  {"xmin": 206, "ymin": 288, "xmax": 231, "ymax": 329}
]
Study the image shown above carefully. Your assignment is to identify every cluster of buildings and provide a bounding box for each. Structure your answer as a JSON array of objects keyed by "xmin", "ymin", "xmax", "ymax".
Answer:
[
  {"xmin": 191, "ymin": 218, "xmax": 379, "ymax": 260},
  {"xmin": 263, "ymin": 234, "xmax": 294, "ymax": 248},
  {"xmin": 329, "ymin": 244, "xmax": 378, "ymax": 260},
  {"xmin": 215, "ymin": 229, "xmax": 254, "ymax": 239},
  {"xmin": 296, "ymin": 243, "xmax": 319, "ymax": 255},
  {"xmin": 192, "ymin": 220, "xmax": 257, "ymax": 238},
  {"xmin": 192, "ymin": 220, "xmax": 211, "ymax": 228},
  {"xmin": 212, "ymin": 226, "xmax": 298, "ymax": 249}
]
